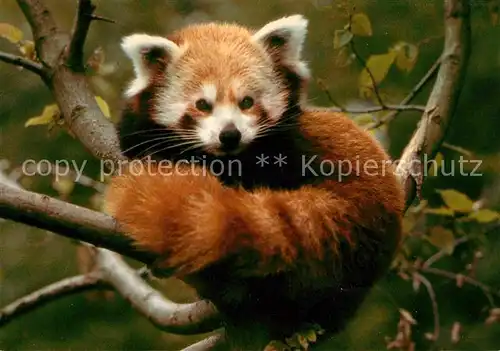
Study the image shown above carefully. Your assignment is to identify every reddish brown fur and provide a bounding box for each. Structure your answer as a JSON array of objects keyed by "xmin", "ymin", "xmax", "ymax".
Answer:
[{"xmin": 105, "ymin": 108, "xmax": 405, "ymax": 349}]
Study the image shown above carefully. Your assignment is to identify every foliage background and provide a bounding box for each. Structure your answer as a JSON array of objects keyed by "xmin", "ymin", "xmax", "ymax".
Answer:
[{"xmin": 0, "ymin": 0, "xmax": 499, "ymax": 349}]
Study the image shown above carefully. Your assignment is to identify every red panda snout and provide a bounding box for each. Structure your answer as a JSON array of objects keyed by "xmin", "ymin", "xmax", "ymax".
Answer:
[{"xmin": 196, "ymin": 103, "xmax": 258, "ymax": 156}]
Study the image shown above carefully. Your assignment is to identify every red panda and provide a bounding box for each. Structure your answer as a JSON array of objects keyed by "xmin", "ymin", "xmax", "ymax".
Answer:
[{"xmin": 104, "ymin": 14, "xmax": 405, "ymax": 350}]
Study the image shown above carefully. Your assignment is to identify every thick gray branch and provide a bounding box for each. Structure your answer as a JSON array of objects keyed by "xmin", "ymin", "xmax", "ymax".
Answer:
[
  {"xmin": 96, "ymin": 249, "xmax": 221, "ymax": 334},
  {"xmin": 16, "ymin": 0, "xmax": 124, "ymax": 162},
  {"xmin": 0, "ymin": 182, "xmax": 154, "ymax": 264},
  {"xmin": 395, "ymin": 0, "xmax": 471, "ymax": 207}
]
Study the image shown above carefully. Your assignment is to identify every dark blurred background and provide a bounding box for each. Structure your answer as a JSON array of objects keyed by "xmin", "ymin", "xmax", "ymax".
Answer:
[{"xmin": 1, "ymin": 0, "xmax": 500, "ymax": 349}]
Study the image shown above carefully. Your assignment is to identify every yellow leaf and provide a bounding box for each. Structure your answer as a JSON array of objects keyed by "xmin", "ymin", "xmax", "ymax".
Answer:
[
  {"xmin": 358, "ymin": 51, "xmax": 396, "ymax": 95},
  {"xmin": 392, "ymin": 41, "xmax": 419, "ymax": 73},
  {"xmin": 95, "ymin": 96, "xmax": 111, "ymax": 118},
  {"xmin": 52, "ymin": 176, "xmax": 75, "ymax": 197},
  {"xmin": 333, "ymin": 29, "xmax": 353, "ymax": 49},
  {"xmin": 0, "ymin": 23, "xmax": 23, "ymax": 43},
  {"xmin": 467, "ymin": 209, "xmax": 500, "ymax": 223},
  {"xmin": 426, "ymin": 226, "xmax": 455, "ymax": 254},
  {"xmin": 25, "ymin": 104, "xmax": 60, "ymax": 127},
  {"xmin": 437, "ymin": 189, "xmax": 474, "ymax": 213},
  {"xmin": 350, "ymin": 13, "xmax": 372, "ymax": 36},
  {"xmin": 424, "ymin": 207, "xmax": 455, "ymax": 216},
  {"xmin": 19, "ymin": 40, "xmax": 36, "ymax": 60}
]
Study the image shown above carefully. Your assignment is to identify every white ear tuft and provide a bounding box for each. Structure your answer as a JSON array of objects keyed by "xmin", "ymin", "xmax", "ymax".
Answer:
[
  {"xmin": 252, "ymin": 14, "xmax": 308, "ymax": 76},
  {"xmin": 121, "ymin": 34, "xmax": 182, "ymax": 97}
]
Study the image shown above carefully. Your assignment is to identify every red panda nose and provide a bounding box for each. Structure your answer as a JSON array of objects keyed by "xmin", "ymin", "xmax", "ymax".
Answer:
[{"xmin": 219, "ymin": 123, "xmax": 242, "ymax": 150}]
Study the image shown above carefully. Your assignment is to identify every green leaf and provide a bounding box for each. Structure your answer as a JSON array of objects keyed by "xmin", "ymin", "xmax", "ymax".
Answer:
[
  {"xmin": 437, "ymin": 189, "xmax": 474, "ymax": 213},
  {"xmin": 392, "ymin": 41, "xmax": 419, "ymax": 73},
  {"xmin": 95, "ymin": 96, "xmax": 111, "ymax": 118},
  {"xmin": 25, "ymin": 104, "xmax": 60, "ymax": 127},
  {"xmin": 350, "ymin": 13, "xmax": 372, "ymax": 36},
  {"xmin": 358, "ymin": 51, "xmax": 396, "ymax": 96},
  {"xmin": 333, "ymin": 29, "xmax": 353, "ymax": 49},
  {"xmin": 426, "ymin": 226, "xmax": 455, "ymax": 254},
  {"xmin": 467, "ymin": 209, "xmax": 500, "ymax": 223},
  {"xmin": 0, "ymin": 23, "xmax": 23, "ymax": 43},
  {"xmin": 424, "ymin": 207, "xmax": 455, "ymax": 216}
]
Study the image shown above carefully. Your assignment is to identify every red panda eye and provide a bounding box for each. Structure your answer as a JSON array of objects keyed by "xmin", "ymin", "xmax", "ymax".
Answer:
[
  {"xmin": 195, "ymin": 99, "xmax": 212, "ymax": 112},
  {"xmin": 239, "ymin": 96, "xmax": 254, "ymax": 110}
]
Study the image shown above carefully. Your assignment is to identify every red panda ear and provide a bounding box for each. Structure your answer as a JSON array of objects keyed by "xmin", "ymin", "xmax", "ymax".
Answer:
[
  {"xmin": 121, "ymin": 34, "xmax": 183, "ymax": 97},
  {"xmin": 252, "ymin": 14, "xmax": 309, "ymax": 79}
]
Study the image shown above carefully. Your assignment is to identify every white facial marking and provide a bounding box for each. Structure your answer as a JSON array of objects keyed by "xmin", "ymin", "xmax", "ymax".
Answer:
[
  {"xmin": 201, "ymin": 83, "xmax": 217, "ymax": 103},
  {"xmin": 197, "ymin": 105, "xmax": 257, "ymax": 151},
  {"xmin": 156, "ymin": 100, "xmax": 188, "ymax": 126}
]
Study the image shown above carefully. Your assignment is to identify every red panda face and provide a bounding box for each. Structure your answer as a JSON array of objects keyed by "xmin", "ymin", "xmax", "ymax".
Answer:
[{"xmin": 121, "ymin": 15, "xmax": 310, "ymax": 156}]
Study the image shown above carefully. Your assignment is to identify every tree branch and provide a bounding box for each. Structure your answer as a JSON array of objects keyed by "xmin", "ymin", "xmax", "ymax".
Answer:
[
  {"xmin": 67, "ymin": 0, "xmax": 96, "ymax": 71},
  {"xmin": 16, "ymin": 0, "xmax": 124, "ymax": 163},
  {"xmin": 0, "ymin": 173, "xmax": 221, "ymax": 335},
  {"xmin": 395, "ymin": 0, "xmax": 471, "ymax": 208},
  {"xmin": 96, "ymin": 249, "xmax": 221, "ymax": 334},
  {"xmin": 413, "ymin": 272, "xmax": 440, "ymax": 342},
  {"xmin": 180, "ymin": 334, "xmax": 225, "ymax": 351},
  {"xmin": 0, "ymin": 271, "xmax": 104, "ymax": 326},
  {"xmin": 0, "ymin": 51, "xmax": 45, "ymax": 76},
  {"xmin": 327, "ymin": 104, "xmax": 426, "ymax": 114},
  {"xmin": 420, "ymin": 266, "xmax": 497, "ymax": 307},
  {"xmin": 0, "ymin": 181, "xmax": 155, "ymax": 264}
]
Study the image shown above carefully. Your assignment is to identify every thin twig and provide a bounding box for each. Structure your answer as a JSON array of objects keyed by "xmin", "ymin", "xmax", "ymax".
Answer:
[
  {"xmin": 0, "ymin": 271, "xmax": 104, "ymax": 326},
  {"xmin": 366, "ymin": 57, "xmax": 442, "ymax": 130},
  {"xmin": 0, "ymin": 51, "xmax": 45, "ymax": 76},
  {"xmin": 88, "ymin": 14, "xmax": 115, "ymax": 23},
  {"xmin": 316, "ymin": 79, "xmax": 346, "ymax": 111},
  {"xmin": 347, "ymin": 14, "xmax": 386, "ymax": 107},
  {"xmin": 421, "ymin": 266, "xmax": 497, "ymax": 307},
  {"xmin": 67, "ymin": 0, "xmax": 96, "ymax": 70},
  {"xmin": 328, "ymin": 104, "xmax": 426, "ymax": 114},
  {"xmin": 10, "ymin": 161, "xmax": 106, "ymax": 193},
  {"xmin": 423, "ymin": 236, "xmax": 470, "ymax": 268},
  {"xmin": 413, "ymin": 272, "xmax": 440, "ymax": 342}
]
